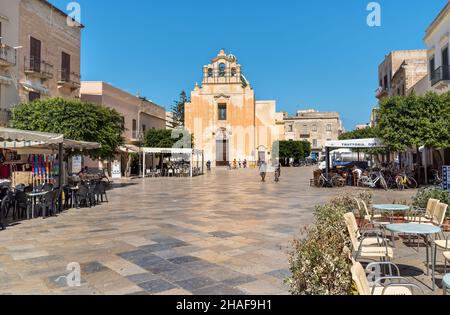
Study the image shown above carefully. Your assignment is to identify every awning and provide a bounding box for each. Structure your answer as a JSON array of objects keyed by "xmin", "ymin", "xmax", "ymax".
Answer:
[
  {"xmin": 325, "ymin": 138, "xmax": 385, "ymax": 149},
  {"xmin": 63, "ymin": 139, "xmax": 101, "ymax": 151},
  {"xmin": 0, "ymin": 75, "xmax": 13, "ymax": 85},
  {"xmin": 0, "ymin": 128, "xmax": 100, "ymax": 152},
  {"xmin": 142, "ymin": 148, "xmax": 193, "ymax": 154},
  {"xmin": 21, "ymin": 81, "xmax": 50, "ymax": 95},
  {"xmin": 0, "ymin": 128, "xmax": 64, "ymax": 146},
  {"xmin": 119, "ymin": 144, "xmax": 139, "ymax": 153}
]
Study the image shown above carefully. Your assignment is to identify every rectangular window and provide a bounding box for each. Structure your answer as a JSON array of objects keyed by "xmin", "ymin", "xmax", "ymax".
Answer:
[
  {"xmin": 132, "ymin": 119, "xmax": 137, "ymax": 137},
  {"xmin": 30, "ymin": 37, "xmax": 41, "ymax": 72},
  {"xmin": 312, "ymin": 124, "xmax": 317, "ymax": 132},
  {"xmin": 29, "ymin": 92, "xmax": 40, "ymax": 102},
  {"xmin": 287, "ymin": 124, "xmax": 293, "ymax": 132},
  {"xmin": 61, "ymin": 51, "xmax": 71, "ymax": 81},
  {"xmin": 383, "ymin": 75, "xmax": 388, "ymax": 90},
  {"xmin": 142, "ymin": 124, "xmax": 146, "ymax": 134},
  {"xmin": 429, "ymin": 56, "xmax": 435, "ymax": 78},
  {"xmin": 442, "ymin": 46, "xmax": 449, "ymax": 66},
  {"xmin": 442, "ymin": 47, "xmax": 449, "ymax": 80},
  {"xmin": 302, "ymin": 124, "xmax": 308, "ymax": 134},
  {"xmin": 326, "ymin": 124, "xmax": 332, "ymax": 132},
  {"xmin": 218, "ymin": 104, "xmax": 227, "ymax": 121},
  {"xmin": 312, "ymin": 139, "xmax": 318, "ymax": 148}
]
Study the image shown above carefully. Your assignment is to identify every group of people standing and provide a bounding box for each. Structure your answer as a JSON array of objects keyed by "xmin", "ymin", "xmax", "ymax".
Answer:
[
  {"xmin": 230, "ymin": 159, "xmax": 248, "ymax": 170},
  {"xmin": 258, "ymin": 161, "xmax": 281, "ymax": 183},
  {"xmin": 205, "ymin": 159, "xmax": 282, "ymax": 183}
]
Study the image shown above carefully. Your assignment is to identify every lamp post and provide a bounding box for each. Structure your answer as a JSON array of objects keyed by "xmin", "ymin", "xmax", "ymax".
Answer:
[{"xmin": 138, "ymin": 131, "xmax": 144, "ymax": 178}]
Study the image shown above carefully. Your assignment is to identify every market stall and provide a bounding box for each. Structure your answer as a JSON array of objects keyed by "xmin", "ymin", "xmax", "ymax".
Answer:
[{"xmin": 0, "ymin": 128, "xmax": 100, "ymax": 212}]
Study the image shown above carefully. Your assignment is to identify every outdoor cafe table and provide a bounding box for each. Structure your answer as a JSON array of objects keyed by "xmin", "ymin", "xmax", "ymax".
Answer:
[
  {"xmin": 26, "ymin": 191, "xmax": 48, "ymax": 219},
  {"xmin": 386, "ymin": 223, "xmax": 441, "ymax": 291},
  {"xmin": 67, "ymin": 186, "xmax": 79, "ymax": 209},
  {"xmin": 373, "ymin": 204, "xmax": 411, "ymax": 223}
]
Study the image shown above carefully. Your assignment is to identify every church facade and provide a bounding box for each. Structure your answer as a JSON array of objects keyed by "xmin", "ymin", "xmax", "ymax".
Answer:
[{"xmin": 185, "ymin": 50, "xmax": 284, "ymax": 167}]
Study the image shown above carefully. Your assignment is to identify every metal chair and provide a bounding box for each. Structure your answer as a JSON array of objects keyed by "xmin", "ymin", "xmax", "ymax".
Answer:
[
  {"xmin": 75, "ymin": 184, "xmax": 90, "ymax": 208},
  {"xmin": 351, "ymin": 259, "xmax": 423, "ymax": 295}
]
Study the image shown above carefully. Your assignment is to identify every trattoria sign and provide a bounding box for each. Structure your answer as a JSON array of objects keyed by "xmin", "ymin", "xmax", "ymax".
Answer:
[{"xmin": 325, "ymin": 138, "xmax": 385, "ymax": 149}]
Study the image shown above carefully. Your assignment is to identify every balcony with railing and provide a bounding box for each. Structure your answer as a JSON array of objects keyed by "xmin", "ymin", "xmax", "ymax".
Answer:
[
  {"xmin": 57, "ymin": 69, "xmax": 81, "ymax": 90},
  {"xmin": 24, "ymin": 56, "xmax": 53, "ymax": 79},
  {"xmin": 0, "ymin": 44, "xmax": 16, "ymax": 66},
  {"xmin": 430, "ymin": 65, "xmax": 450, "ymax": 87},
  {"xmin": 375, "ymin": 86, "xmax": 389, "ymax": 99}
]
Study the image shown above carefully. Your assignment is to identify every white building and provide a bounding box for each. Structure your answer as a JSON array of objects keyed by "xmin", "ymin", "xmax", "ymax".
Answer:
[
  {"xmin": 408, "ymin": 1, "xmax": 450, "ymax": 176},
  {"xmin": 415, "ymin": 2, "xmax": 450, "ymax": 95}
]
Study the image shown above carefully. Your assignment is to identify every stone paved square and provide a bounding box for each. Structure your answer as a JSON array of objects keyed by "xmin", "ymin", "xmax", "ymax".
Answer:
[{"xmin": 0, "ymin": 167, "xmax": 444, "ymax": 295}]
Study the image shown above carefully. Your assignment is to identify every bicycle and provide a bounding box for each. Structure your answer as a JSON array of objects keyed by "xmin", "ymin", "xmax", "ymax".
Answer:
[
  {"xmin": 357, "ymin": 171, "xmax": 388, "ymax": 190},
  {"xmin": 395, "ymin": 172, "xmax": 418, "ymax": 190},
  {"xmin": 318, "ymin": 173, "xmax": 345, "ymax": 188},
  {"xmin": 431, "ymin": 169, "xmax": 442, "ymax": 187}
]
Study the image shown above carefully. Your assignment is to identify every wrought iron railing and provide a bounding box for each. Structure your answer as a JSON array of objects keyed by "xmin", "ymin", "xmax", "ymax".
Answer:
[
  {"xmin": 58, "ymin": 69, "xmax": 81, "ymax": 84},
  {"xmin": 0, "ymin": 44, "xmax": 16, "ymax": 65},
  {"xmin": 24, "ymin": 56, "xmax": 54, "ymax": 78},
  {"xmin": 431, "ymin": 65, "xmax": 450, "ymax": 86}
]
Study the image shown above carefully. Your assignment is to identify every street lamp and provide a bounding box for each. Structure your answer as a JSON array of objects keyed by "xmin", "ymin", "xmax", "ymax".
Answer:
[{"xmin": 138, "ymin": 131, "xmax": 145, "ymax": 178}]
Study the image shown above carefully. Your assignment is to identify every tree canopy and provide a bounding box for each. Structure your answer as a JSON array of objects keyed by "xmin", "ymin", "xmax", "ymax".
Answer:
[
  {"xmin": 377, "ymin": 92, "xmax": 450, "ymax": 152},
  {"xmin": 144, "ymin": 128, "xmax": 193, "ymax": 149},
  {"xmin": 10, "ymin": 97, "xmax": 125, "ymax": 160},
  {"xmin": 273, "ymin": 140, "xmax": 311, "ymax": 165},
  {"xmin": 338, "ymin": 126, "xmax": 379, "ymax": 140}
]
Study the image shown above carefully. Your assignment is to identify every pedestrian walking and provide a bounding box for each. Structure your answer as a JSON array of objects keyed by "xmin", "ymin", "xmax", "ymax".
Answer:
[
  {"xmin": 274, "ymin": 161, "xmax": 281, "ymax": 182},
  {"xmin": 259, "ymin": 161, "xmax": 267, "ymax": 182}
]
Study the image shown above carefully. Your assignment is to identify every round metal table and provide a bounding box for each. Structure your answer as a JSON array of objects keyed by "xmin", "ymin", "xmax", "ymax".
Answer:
[
  {"xmin": 386, "ymin": 223, "xmax": 441, "ymax": 291},
  {"xmin": 373, "ymin": 204, "xmax": 411, "ymax": 223}
]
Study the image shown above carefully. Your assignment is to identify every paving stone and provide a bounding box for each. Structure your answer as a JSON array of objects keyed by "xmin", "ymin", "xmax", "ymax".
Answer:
[
  {"xmin": 192, "ymin": 284, "xmax": 246, "ymax": 296},
  {"xmin": 174, "ymin": 276, "xmax": 217, "ymax": 291},
  {"xmin": 138, "ymin": 279, "xmax": 177, "ymax": 294}
]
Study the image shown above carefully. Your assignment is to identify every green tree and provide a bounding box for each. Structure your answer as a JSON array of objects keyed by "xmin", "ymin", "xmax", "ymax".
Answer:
[
  {"xmin": 377, "ymin": 92, "xmax": 450, "ymax": 152},
  {"xmin": 144, "ymin": 128, "xmax": 193, "ymax": 148},
  {"xmin": 338, "ymin": 126, "xmax": 379, "ymax": 141},
  {"xmin": 274, "ymin": 140, "xmax": 311, "ymax": 165},
  {"xmin": 10, "ymin": 97, "xmax": 125, "ymax": 159},
  {"xmin": 172, "ymin": 90, "xmax": 189, "ymax": 128}
]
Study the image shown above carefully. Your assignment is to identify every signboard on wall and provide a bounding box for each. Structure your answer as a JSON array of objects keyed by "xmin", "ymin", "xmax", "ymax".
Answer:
[
  {"xmin": 111, "ymin": 160, "xmax": 121, "ymax": 179},
  {"xmin": 443, "ymin": 166, "xmax": 450, "ymax": 191},
  {"xmin": 72, "ymin": 156, "xmax": 82, "ymax": 175}
]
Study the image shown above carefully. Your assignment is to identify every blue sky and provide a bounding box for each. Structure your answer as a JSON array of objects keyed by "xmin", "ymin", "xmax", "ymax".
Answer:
[{"xmin": 49, "ymin": 0, "xmax": 448, "ymax": 130}]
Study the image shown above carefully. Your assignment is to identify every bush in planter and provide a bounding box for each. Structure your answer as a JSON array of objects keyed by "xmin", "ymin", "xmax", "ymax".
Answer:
[
  {"xmin": 287, "ymin": 196, "xmax": 355, "ymax": 295},
  {"xmin": 412, "ymin": 187, "xmax": 450, "ymax": 216}
]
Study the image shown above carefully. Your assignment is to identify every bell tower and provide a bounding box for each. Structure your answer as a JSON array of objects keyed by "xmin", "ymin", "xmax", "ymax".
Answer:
[{"xmin": 201, "ymin": 49, "xmax": 248, "ymax": 87}]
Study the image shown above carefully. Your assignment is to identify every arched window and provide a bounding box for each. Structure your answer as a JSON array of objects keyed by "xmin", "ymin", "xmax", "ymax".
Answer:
[
  {"xmin": 207, "ymin": 68, "xmax": 213, "ymax": 77},
  {"xmin": 219, "ymin": 63, "xmax": 226, "ymax": 77},
  {"xmin": 231, "ymin": 68, "xmax": 236, "ymax": 77}
]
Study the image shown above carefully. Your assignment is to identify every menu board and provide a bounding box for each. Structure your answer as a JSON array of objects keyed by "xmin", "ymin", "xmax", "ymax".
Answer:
[
  {"xmin": 111, "ymin": 160, "xmax": 121, "ymax": 179},
  {"xmin": 443, "ymin": 166, "xmax": 450, "ymax": 191}
]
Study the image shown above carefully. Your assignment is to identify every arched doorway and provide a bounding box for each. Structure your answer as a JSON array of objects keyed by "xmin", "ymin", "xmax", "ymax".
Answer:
[{"xmin": 216, "ymin": 128, "xmax": 229, "ymax": 166}]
